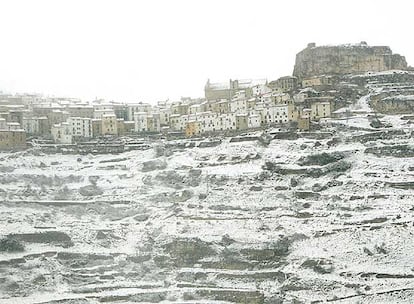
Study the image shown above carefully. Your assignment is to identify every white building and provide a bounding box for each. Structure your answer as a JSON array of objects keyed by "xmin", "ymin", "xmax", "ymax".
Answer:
[
  {"xmin": 159, "ymin": 108, "xmax": 171, "ymax": 126},
  {"xmin": 6, "ymin": 122, "xmax": 21, "ymax": 130},
  {"xmin": 259, "ymin": 92, "xmax": 273, "ymax": 104},
  {"xmin": 134, "ymin": 112, "xmax": 161, "ymax": 132},
  {"xmin": 93, "ymin": 103, "xmax": 114, "ymax": 114},
  {"xmin": 94, "ymin": 109, "xmax": 116, "ymax": 119},
  {"xmin": 260, "ymin": 104, "xmax": 289, "ymax": 125},
  {"xmin": 134, "ymin": 112, "xmax": 148, "ymax": 132},
  {"xmin": 0, "ymin": 118, "xmax": 6, "ymax": 129},
  {"xmin": 248, "ymin": 114, "xmax": 261, "ymax": 129},
  {"xmin": 51, "ymin": 122, "xmax": 72, "ymax": 144},
  {"xmin": 230, "ymin": 97, "xmax": 248, "ymax": 114},
  {"xmin": 169, "ymin": 114, "xmax": 189, "ymax": 131},
  {"xmin": 196, "ymin": 112, "xmax": 218, "ymax": 134},
  {"xmin": 127, "ymin": 103, "xmax": 152, "ymax": 121},
  {"xmin": 252, "ymin": 84, "xmax": 271, "ymax": 97},
  {"xmin": 67, "ymin": 117, "xmax": 92, "ymax": 138},
  {"xmin": 218, "ymin": 112, "xmax": 236, "ymax": 131},
  {"xmin": 189, "ymin": 104, "xmax": 203, "ymax": 115},
  {"xmin": 22, "ymin": 116, "xmax": 48, "ymax": 135}
]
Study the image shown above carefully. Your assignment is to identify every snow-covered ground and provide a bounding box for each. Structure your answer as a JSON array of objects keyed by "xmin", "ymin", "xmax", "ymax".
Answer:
[{"xmin": 0, "ymin": 113, "xmax": 414, "ymax": 303}]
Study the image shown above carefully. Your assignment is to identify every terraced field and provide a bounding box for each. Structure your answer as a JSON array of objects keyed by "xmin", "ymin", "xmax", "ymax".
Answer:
[{"xmin": 0, "ymin": 114, "xmax": 414, "ymax": 303}]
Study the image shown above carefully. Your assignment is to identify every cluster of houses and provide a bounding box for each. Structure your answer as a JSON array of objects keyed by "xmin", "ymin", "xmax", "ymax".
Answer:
[{"xmin": 0, "ymin": 75, "xmax": 335, "ymax": 149}]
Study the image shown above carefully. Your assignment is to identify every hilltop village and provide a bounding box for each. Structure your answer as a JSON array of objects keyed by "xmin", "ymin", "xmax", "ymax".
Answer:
[
  {"xmin": 0, "ymin": 41, "xmax": 413, "ymax": 150},
  {"xmin": 2, "ymin": 42, "xmax": 414, "ymax": 304}
]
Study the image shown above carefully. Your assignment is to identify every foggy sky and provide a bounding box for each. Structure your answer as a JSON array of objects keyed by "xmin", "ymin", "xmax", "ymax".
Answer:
[{"xmin": 0, "ymin": 0, "xmax": 412, "ymax": 103}]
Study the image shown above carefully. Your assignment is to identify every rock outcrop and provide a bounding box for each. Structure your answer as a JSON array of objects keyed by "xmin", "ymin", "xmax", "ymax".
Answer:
[{"xmin": 293, "ymin": 42, "xmax": 407, "ymax": 79}]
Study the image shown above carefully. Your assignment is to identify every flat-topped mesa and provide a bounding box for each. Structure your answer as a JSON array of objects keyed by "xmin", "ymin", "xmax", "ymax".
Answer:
[{"xmin": 293, "ymin": 42, "xmax": 408, "ymax": 79}]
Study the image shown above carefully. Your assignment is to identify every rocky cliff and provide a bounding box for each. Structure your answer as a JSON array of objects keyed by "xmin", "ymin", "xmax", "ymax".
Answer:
[{"xmin": 293, "ymin": 42, "xmax": 407, "ymax": 79}]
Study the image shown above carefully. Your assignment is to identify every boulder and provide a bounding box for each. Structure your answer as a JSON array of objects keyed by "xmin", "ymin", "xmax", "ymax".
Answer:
[
  {"xmin": 365, "ymin": 144, "xmax": 414, "ymax": 158},
  {"xmin": 10, "ymin": 231, "xmax": 73, "ymax": 247},
  {"xmin": 142, "ymin": 159, "xmax": 167, "ymax": 172},
  {"xmin": 79, "ymin": 185, "xmax": 103, "ymax": 197},
  {"xmin": 249, "ymin": 185, "xmax": 263, "ymax": 191},
  {"xmin": 298, "ymin": 152, "xmax": 345, "ymax": 166},
  {"xmin": 163, "ymin": 238, "xmax": 216, "ymax": 266}
]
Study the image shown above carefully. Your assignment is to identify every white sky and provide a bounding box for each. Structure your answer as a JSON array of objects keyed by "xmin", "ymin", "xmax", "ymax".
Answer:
[{"xmin": 0, "ymin": 0, "xmax": 412, "ymax": 103}]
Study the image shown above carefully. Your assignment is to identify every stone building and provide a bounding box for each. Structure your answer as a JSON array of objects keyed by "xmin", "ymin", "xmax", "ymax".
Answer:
[
  {"xmin": 23, "ymin": 116, "xmax": 49, "ymax": 136},
  {"xmin": 159, "ymin": 108, "xmax": 171, "ymax": 126},
  {"xmin": 293, "ymin": 42, "xmax": 407, "ymax": 79},
  {"xmin": 101, "ymin": 114, "xmax": 118, "ymax": 135},
  {"xmin": 185, "ymin": 120, "xmax": 200, "ymax": 137},
  {"xmin": 298, "ymin": 109, "xmax": 311, "ymax": 131},
  {"xmin": 171, "ymin": 102, "xmax": 189, "ymax": 115},
  {"xmin": 269, "ymin": 76, "xmax": 298, "ymax": 92},
  {"xmin": 67, "ymin": 105, "xmax": 94, "ymax": 118},
  {"xmin": 0, "ymin": 129, "xmax": 26, "ymax": 150},
  {"xmin": 134, "ymin": 112, "xmax": 149, "ymax": 132},
  {"xmin": 169, "ymin": 114, "xmax": 187, "ymax": 132},
  {"xmin": 92, "ymin": 119, "xmax": 102, "ymax": 137},
  {"xmin": 311, "ymin": 101, "xmax": 331, "ymax": 120},
  {"xmin": 94, "ymin": 109, "xmax": 115, "ymax": 119},
  {"xmin": 302, "ymin": 75, "xmax": 336, "ymax": 88},
  {"xmin": 229, "ymin": 97, "xmax": 248, "ymax": 114},
  {"xmin": 204, "ymin": 79, "xmax": 267, "ymax": 101},
  {"xmin": 235, "ymin": 114, "xmax": 248, "ymax": 130}
]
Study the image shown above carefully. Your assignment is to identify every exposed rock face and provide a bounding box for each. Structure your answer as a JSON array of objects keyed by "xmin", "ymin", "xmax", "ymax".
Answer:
[{"xmin": 293, "ymin": 42, "xmax": 407, "ymax": 79}]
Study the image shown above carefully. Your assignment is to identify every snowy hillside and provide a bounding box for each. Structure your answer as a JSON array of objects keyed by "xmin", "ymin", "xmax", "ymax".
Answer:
[{"xmin": 1, "ymin": 111, "xmax": 414, "ymax": 303}]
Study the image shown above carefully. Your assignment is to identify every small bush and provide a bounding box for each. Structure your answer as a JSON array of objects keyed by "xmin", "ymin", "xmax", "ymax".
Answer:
[
  {"xmin": 0, "ymin": 237, "xmax": 25, "ymax": 252},
  {"xmin": 298, "ymin": 152, "xmax": 345, "ymax": 166}
]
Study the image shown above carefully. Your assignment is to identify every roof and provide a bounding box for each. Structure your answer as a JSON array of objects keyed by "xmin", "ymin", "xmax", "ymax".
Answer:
[
  {"xmin": 68, "ymin": 116, "xmax": 91, "ymax": 120},
  {"xmin": 299, "ymin": 87, "xmax": 319, "ymax": 94},
  {"xmin": 2, "ymin": 105, "xmax": 25, "ymax": 109},
  {"xmin": 313, "ymin": 101, "xmax": 331, "ymax": 105},
  {"xmin": 277, "ymin": 75, "xmax": 297, "ymax": 80},
  {"xmin": 238, "ymin": 79, "xmax": 267, "ymax": 88},
  {"xmin": 95, "ymin": 109, "xmax": 115, "ymax": 112},
  {"xmin": 196, "ymin": 111, "xmax": 215, "ymax": 116},
  {"xmin": 207, "ymin": 79, "xmax": 267, "ymax": 90},
  {"xmin": 0, "ymin": 129, "xmax": 25, "ymax": 132},
  {"xmin": 68, "ymin": 105, "xmax": 93, "ymax": 109},
  {"xmin": 332, "ymin": 107, "xmax": 349, "ymax": 114}
]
